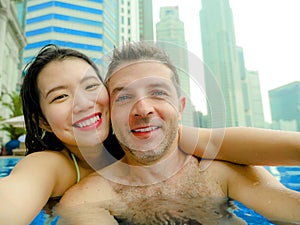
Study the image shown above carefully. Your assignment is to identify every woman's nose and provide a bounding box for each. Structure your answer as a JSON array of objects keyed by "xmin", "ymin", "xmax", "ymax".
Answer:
[{"xmin": 73, "ymin": 91, "xmax": 95, "ymax": 114}]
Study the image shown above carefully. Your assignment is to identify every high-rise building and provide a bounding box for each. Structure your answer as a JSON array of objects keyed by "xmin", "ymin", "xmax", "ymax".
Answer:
[
  {"xmin": 156, "ymin": 6, "xmax": 188, "ymax": 73},
  {"xmin": 138, "ymin": 0, "xmax": 153, "ymax": 41},
  {"xmin": 269, "ymin": 81, "xmax": 300, "ymax": 131},
  {"xmin": 15, "ymin": 0, "xmax": 28, "ymax": 90},
  {"xmin": 156, "ymin": 6, "xmax": 196, "ymax": 126},
  {"xmin": 200, "ymin": 0, "xmax": 245, "ymax": 127},
  {"xmin": 23, "ymin": 0, "xmax": 118, "ymax": 69},
  {"xmin": 118, "ymin": 0, "xmax": 139, "ymax": 44},
  {"xmin": 244, "ymin": 70, "xmax": 265, "ymax": 128},
  {"xmin": 0, "ymin": 0, "xmax": 27, "ymax": 143},
  {"xmin": 16, "ymin": 0, "xmax": 28, "ymax": 30},
  {"xmin": 0, "ymin": 0, "xmax": 26, "ymax": 95},
  {"xmin": 118, "ymin": 0, "xmax": 153, "ymax": 45},
  {"xmin": 237, "ymin": 47, "xmax": 265, "ymax": 128}
]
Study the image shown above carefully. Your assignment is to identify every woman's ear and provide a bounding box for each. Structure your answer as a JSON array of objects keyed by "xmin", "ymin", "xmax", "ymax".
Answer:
[{"xmin": 39, "ymin": 117, "xmax": 52, "ymax": 133}]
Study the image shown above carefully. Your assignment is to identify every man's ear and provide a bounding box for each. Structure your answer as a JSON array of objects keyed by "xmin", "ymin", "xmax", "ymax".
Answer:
[
  {"xmin": 178, "ymin": 96, "xmax": 186, "ymax": 120},
  {"xmin": 39, "ymin": 117, "xmax": 52, "ymax": 133}
]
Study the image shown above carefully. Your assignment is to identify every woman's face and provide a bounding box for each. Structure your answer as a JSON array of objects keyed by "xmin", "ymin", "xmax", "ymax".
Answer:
[{"xmin": 37, "ymin": 58, "xmax": 110, "ymax": 150}]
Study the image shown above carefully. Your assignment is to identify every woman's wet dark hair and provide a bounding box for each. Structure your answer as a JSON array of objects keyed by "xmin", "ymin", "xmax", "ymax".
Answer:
[{"xmin": 21, "ymin": 44, "xmax": 123, "ymax": 159}]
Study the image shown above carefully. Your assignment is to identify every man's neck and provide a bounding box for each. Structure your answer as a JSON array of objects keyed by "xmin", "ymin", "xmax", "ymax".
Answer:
[
  {"xmin": 129, "ymin": 147, "xmax": 189, "ymax": 185},
  {"xmin": 100, "ymin": 145, "xmax": 191, "ymax": 186}
]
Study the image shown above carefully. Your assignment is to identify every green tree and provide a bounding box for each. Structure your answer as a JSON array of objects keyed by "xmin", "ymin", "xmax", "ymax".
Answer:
[{"xmin": 0, "ymin": 91, "xmax": 26, "ymax": 139}]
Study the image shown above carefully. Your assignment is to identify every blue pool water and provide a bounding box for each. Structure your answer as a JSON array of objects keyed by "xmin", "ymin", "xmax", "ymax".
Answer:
[{"xmin": 1, "ymin": 157, "xmax": 299, "ymax": 225}]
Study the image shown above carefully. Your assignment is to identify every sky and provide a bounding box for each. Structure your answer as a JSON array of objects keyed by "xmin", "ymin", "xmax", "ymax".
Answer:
[{"xmin": 152, "ymin": 0, "xmax": 300, "ymax": 122}]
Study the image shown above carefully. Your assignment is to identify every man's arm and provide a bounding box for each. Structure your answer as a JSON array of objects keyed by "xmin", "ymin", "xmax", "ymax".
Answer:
[
  {"xmin": 226, "ymin": 163, "xmax": 300, "ymax": 223},
  {"xmin": 179, "ymin": 126, "xmax": 300, "ymax": 165}
]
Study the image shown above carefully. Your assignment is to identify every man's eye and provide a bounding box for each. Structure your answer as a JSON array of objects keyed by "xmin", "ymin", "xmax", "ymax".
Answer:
[
  {"xmin": 153, "ymin": 90, "xmax": 167, "ymax": 97},
  {"xmin": 115, "ymin": 95, "xmax": 131, "ymax": 103}
]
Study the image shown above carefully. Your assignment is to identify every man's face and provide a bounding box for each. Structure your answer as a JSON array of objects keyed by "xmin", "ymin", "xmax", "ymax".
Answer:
[{"xmin": 108, "ymin": 61, "xmax": 186, "ymax": 165}]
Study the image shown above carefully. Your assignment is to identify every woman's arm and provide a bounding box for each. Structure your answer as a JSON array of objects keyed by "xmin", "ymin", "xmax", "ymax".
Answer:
[
  {"xmin": 179, "ymin": 126, "xmax": 300, "ymax": 165},
  {"xmin": 227, "ymin": 164, "xmax": 300, "ymax": 223},
  {"xmin": 0, "ymin": 151, "xmax": 77, "ymax": 225}
]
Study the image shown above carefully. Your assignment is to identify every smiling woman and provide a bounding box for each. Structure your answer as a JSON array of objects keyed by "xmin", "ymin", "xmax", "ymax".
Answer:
[
  {"xmin": 37, "ymin": 57, "xmax": 110, "ymax": 147},
  {"xmin": 0, "ymin": 44, "xmax": 121, "ymax": 225}
]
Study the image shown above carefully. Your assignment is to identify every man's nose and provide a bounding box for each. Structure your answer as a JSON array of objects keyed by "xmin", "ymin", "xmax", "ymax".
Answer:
[{"xmin": 132, "ymin": 98, "xmax": 154, "ymax": 117}]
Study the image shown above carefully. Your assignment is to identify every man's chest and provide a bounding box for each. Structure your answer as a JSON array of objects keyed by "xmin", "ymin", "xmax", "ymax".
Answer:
[{"xmin": 105, "ymin": 160, "xmax": 242, "ymax": 225}]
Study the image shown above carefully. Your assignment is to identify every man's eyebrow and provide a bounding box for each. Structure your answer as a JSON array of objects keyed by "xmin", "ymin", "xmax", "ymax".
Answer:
[
  {"xmin": 149, "ymin": 82, "xmax": 172, "ymax": 89},
  {"xmin": 110, "ymin": 86, "xmax": 126, "ymax": 97},
  {"xmin": 110, "ymin": 81, "xmax": 173, "ymax": 96}
]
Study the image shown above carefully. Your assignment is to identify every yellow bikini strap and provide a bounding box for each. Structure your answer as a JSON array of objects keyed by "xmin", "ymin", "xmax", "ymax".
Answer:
[{"xmin": 71, "ymin": 152, "xmax": 81, "ymax": 183}]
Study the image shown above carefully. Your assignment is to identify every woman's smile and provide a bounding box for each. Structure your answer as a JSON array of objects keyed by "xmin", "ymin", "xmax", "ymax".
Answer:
[{"xmin": 73, "ymin": 113, "xmax": 103, "ymax": 130}]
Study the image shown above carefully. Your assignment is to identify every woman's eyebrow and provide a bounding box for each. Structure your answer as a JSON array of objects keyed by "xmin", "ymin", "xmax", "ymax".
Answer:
[
  {"xmin": 80, "ymin": 74, "xmax": 101, "ymax": 83},
  {"xmin": 45, "ymin": 75, "xmax": 100, "ymax": 98},
  {"xmin": 45, "ymin": 85, "xmax": 68, "ymax": 98}
]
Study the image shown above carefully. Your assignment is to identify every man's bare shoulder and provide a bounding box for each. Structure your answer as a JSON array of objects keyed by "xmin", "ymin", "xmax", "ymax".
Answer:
[
  {"xmin": 59, "ymin": 170, "xmax": 116, "ymax": 209},
  {"xmin": 55, "ymin": 171, "xmax": 119, "ymax": 225},
  {"xmin": 197, "ymin": 159, "xmax": 234, "ymax": 171},
  {"xmin": 77, "ymin": 171, "xmax": 107, "ymax": 189},
  {"xmin": 197, "ymin": 159, "xmax": 252, "ymax": 183},
  {"xmin": 202, "ymin": 159, "xmax": 279, "ymax": 191},
  {"xmin": 199, "ymin": 159, "xmax": 249, "ymax": 171},
  {"xmin": 205, "ymin": 160, "xmax": 268, "ymax": 177}
]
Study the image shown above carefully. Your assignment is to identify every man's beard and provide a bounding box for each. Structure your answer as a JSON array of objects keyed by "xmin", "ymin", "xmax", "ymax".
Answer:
[{"xmin": 118, "ymin": 123, "xmax": 178, "ymax": 165}]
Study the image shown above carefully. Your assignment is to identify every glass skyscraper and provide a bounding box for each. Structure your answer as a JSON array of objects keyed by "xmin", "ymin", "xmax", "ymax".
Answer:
[
  {"xmin": 200, "ymin": 0, "xmax": 246, "ymax": 127},
  {"xmin": 156, "ymin": 6, "xmax": 196, "ymax": 126},
  {"xmin": 269, "ymin": 81, "xmax": 300, "ymax": 131},
  {"xmin": 138, "ymin": 0, "xmax": 153, "ymax": 41},
  {"xmin": 238, "ymin": 47, "xmax": 265, "ymax": 128}
]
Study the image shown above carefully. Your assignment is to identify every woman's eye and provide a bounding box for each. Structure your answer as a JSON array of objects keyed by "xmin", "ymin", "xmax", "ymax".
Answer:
[
  {"xmin": 51, "ymin": 94, "xmax": 68, "ymax": 103},
  {"xmin": 86, "ymin": 83, "xmax": 101, "ymax": 90}
]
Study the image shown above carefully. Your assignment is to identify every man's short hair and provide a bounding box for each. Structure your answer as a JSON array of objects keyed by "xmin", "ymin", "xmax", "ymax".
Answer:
[{"xmin": 105, "ymin": 41, "xmax": 181, "ymax": 96}]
